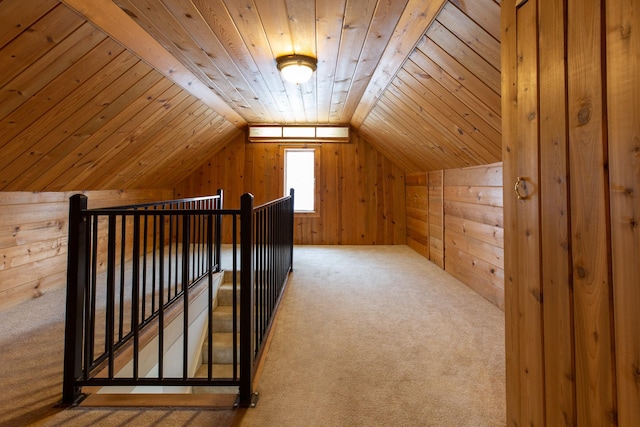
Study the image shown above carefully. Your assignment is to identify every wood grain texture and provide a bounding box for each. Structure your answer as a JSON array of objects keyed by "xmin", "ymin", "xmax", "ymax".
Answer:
[
  {"xmin": 445, "ymin": 245, "xmax": 504, "ymax": 309},
  {"xmin": 351, "ymin": 0, "xmax": 447, "ymax": 128},
  {"xmin": 428, "ymin": 171, "xmax": 444, "ymax": 268},
  {"xmin": 406, "ymin": 173, "xmax": 429, "ymax": 258},
  {"xmin": 356, "ymin": 0, "xmax": 502, "ymax": 173},
  {"xmin": 61, "ymin": 0, "xmax": 503, "ymax": 175},
  {"xmin": 405, "ymin": 164, "xmax": 503, "ymax": 306},
  {"xmin": 514, "ymin": 2, "xmax": 545, "ymax": 424},
  {"xmin": 538, "ymin": 0, "xmax": 576, "ymax": 424},
  {"xmin": 2, "ymin": 0, "xmax": 505, "ymax": 192},
  {"xmin": 0, "ymin": 4, "xmax": 83, "ymax": 88},
  {"xmin": 62, "ymin": 0, "xmax": 245, "ymax": 127},
  {"xmin": 443, "ymin": 163, "xmax": 503, "ymax": 308},
  {"xmin": 0, "ymin": 189, "xmax": 174, "ymax": 312},
  {"xmin": 175, "ymin": 131, "xmax": 406, "ymax": 245},
  {"xmin": 106, "ymin": 0, "xmax": 416, "ymax": 125},
  {"xmin": 501, "ymin": 0, "xmax": 520, "ymax": 423},
  {"xmin": 504, "ymin": 0, "xmax": 639, "ymax": 423},
  {"xmin": 567, "ymin": 0, "xmax": 616, "ymax": 423},
  {"xmin": 606, "ymin": 0, "xmax": 640, "ymax": 424},
  {"xmin": 450, "ymin": 0, "xmax": 501, "ymax": 41},
  {"xmin": 0, "ymin": 1, "xmax": 242, "ymax": 192}
]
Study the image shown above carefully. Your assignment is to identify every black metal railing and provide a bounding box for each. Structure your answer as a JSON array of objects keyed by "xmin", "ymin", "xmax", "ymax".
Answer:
[
  {"xmin": 238, "ymin": 190, "xmax": 295, "ymax": 403},
  {"xmin": 62, "ymin": 190, "xmax": 294, "ymax": 407}
]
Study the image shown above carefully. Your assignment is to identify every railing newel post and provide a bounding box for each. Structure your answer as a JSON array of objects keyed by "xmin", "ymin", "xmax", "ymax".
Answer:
[
  {"xmin": 62, "ymin": 194, "xmax": 88, "ymax": 405},
  {"xmin": 289, "ymin": 188, "xmax": 294, "ymax": 272},
  {"xmin": 239, "ymin": 193, "xmax": 255, "ymax": 407}
]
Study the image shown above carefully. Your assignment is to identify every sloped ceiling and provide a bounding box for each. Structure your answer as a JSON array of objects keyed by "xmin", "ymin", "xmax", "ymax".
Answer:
[
  {"xmin": 359, "ymin": 1, "xmax": 501, "ymax": 172},
  {"xmin": 0, "ymin": 0, "xmax": 500, "ymax": 191}
]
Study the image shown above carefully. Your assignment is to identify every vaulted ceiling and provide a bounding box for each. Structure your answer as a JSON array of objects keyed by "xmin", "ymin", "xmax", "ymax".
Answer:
[{"xmin": 0, "ymin": 0, "xmax": 501, "ymax": 191}]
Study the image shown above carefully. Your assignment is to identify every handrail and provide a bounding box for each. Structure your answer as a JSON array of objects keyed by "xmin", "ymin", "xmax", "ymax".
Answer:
[
  {"xmin": 238, "ymin": 189, "xmax": 295, "ymax": 406},
  {"xmin": 62, "ymin": 189, "xmax": 294, "ymax": 408},
  {"xmin": 95, "ymin": 194, "xmax": 223, "ymax": 211}
]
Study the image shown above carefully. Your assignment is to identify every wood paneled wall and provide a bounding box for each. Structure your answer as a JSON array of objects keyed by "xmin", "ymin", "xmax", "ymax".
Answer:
[
  {"xmin": 0, "ymin": 189, "xmax": 173, "ymax": 312},
  {"xmin": 405, "ymin": 163, "xmax": 503, "ymax": 309},
  {"xmin": 502, "ymin": 0, "xmax": 640, "ymax": 424},
  {"xmin": 175, "ymin": 131, "xmax": 406, "ymax": 245},
  {"xmin": 443, "ymin": 163, "xmax": 503, "ymax": 309},
  {"xmin": 405, "ymin": 173, "xmax": 429, "ymax": 258},
  {"xmin": 428, "ymin": 171, "xmax": 444, "ymax": 268}
]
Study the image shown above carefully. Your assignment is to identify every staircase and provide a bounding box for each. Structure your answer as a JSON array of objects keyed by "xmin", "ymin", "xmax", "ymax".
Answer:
[{"xmin": 193, "ymin": 270, "xmax": 240, "ymax": 394}]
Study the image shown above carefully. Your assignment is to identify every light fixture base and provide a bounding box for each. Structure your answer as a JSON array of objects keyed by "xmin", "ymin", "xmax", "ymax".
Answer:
[{"xmin": 276, "ymin": 55, "xmax": 317, "ymax": 84}]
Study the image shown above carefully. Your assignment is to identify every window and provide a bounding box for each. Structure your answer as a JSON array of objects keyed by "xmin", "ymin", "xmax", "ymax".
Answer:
[{"xmin": 284, "ymin": 148, "xmax": 315, "ymax": 212}]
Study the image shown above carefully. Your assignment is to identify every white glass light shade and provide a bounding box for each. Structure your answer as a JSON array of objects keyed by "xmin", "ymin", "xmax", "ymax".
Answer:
[{"xmin": 276, "ymin": 55, "xmax": 317, "ymax": 84}]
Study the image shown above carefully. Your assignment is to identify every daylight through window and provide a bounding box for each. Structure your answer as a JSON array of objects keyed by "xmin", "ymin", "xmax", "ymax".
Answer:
[{"xmin": 284, "ymin": 149, "xmax": 315, "ymax": 212}]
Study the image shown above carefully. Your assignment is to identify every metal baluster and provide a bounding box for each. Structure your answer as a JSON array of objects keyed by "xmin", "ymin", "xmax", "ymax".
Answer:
[
  {"xmin": 106, "ymin": 214, "xmax": 117, "ymax": 379},
  {"xmin": 132, "ymin": 215, "xmax": 141, "ymax": 380},
  {"xmin": 182, "ymin": 214, "xmax": 190, "ymax": 380}
]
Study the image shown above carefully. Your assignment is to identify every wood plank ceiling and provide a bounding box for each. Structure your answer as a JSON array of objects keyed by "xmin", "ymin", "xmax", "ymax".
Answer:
[{"xmin": 0, "ymin": 0, "xmax": 501, "ymax": 191}]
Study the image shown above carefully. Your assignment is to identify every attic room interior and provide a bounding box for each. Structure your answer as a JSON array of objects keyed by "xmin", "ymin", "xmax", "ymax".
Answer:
[{"xmin": 0, "ymin": 0, "xmax": 638, "ymax": 426}]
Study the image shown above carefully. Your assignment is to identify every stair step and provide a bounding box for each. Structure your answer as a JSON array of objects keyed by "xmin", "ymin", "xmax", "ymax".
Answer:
[
  {"xmin": 212, "ymin": 305, "xmax": 239, "ymax": 332},
  {"xmin": 223, "ymin": 270, "xmax": 240, "ymax": 283},
  {"xmin": 192, "ymin": 364, "xmax": 238, "ymax": 395},
  {"xmin": 195, "ymin": 363, "xmax": 237, "ymax": 379},
  {"xmin": 202, "ymin": 333, "xmax": 239, "ymax": 364},
  {"xmin": 217, "ymin": 283, "xmax": 240, "ymax": 306}
]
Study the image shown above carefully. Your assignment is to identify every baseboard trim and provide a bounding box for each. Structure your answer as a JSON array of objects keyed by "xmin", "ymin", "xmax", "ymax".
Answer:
[{"xmin": 79, "ymin": 392, "xmax": 237, "ymax": 409}]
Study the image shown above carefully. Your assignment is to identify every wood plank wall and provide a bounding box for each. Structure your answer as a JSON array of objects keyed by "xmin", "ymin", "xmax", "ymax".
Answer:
[
  {"xmin": 175, "ymin": 130, "xmax": 406, "ymax": 245},
  {"xmin": 405, "ymin": 163, "xmax": 503, "ymax": 309},
  {"xmin": 502, "ymin": 0, "xmax": 640, "ymax": 424},
  {"xmin": 428, "ymin": 171, "xmax": 444, "ymax": 268},
  {"xmin": 0, "ymin": 189, "xmax": 173, "ymax": 312},
  {"xmin": 607, "ymin": 0, "xmax": 640, "ymax": 424},
  {"xmin": 443, "ymin": 163, "xmax": 503, "ymax": 309},
  {"xmin": 405, "ymin": 173, "xmax": 429, "ymax": 258}
]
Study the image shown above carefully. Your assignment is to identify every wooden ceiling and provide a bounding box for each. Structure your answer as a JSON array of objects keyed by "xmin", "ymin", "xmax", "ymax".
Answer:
[
  {"xmin": 0, "ymin": 0, "xmax": 501, "ymax": 191},
  {"xmin": 359, "ymin": 0, "xmax": 501, "ymax": 172},
  {"xmin": 110, "ymin": 0, "xmax": 445, "ymax": 125}
]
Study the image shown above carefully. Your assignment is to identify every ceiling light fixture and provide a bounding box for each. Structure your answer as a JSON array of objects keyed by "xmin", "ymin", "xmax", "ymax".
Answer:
[{"xmin": 276, "ymin": 55, "xmax": 317, "ymax": 84}]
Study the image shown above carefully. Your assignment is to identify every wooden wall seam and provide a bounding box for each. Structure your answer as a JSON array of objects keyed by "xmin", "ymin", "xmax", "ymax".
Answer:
[
  {"xmin": 405, "ymin": 162, "xmax": 504, "ymax": 310},
  {"xmin": 443, "ymin": 163, "xmax": 504, "ymax": 310},
  {"xmin": 538, "ymin": 0, "xmax": 576, "ymax": 424},
  {"xmin": 515, "ymin": 0, "xmax": 546, "ymax": 423},
  {"xmin": 567, "ymin": 0, "xmax": 616, "ymax": 423},
  {"xmin": 607, "ymin": 0, "xmax": 640, "ymax": 423},
  {"xmin": 406, "ymin": 172, "xmax": 429, "ymax": 258},
  {"xmin": 504, "ymin": 0, "xmax": 639, "ymax": 424},
  {"xmin": 0, "ymin": 2, "xmax": 241, "ymax": 193},
  {"xmin": 428, "ymin": 170, "xmax": 444, "ymax": 268},
  {"xmin": 501, "ymin": 0, "xmax": 520, "ymax": 421}
]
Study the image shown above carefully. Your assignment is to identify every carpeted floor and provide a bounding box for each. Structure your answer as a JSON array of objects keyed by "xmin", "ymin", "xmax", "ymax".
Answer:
[{"xmin": 0, "ymin": 245, "xmax": 505, "ymax": 426}]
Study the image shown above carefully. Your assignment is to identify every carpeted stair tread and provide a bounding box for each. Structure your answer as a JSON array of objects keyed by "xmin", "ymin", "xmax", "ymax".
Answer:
[
  {"xmin": 222, "ymin": 270, "xmax": 240, "ymax": 283},
  {"xmin": 212, "ymin": 305, "xmax": 239, "ymax": 332},
  {"xmin": 192, "ymin": 364, "xmax": 239, "ymax": 395},
  {"xmin": 202, "ymin": 332, "xmax": 239, "ymax": 364},
  {"xmin": 217, "ymin": 283, "xmax": 240, "ymax": 306},
  {"xmin": 195, "ymin": 363, "xmax": 236, "ymax": 379}
]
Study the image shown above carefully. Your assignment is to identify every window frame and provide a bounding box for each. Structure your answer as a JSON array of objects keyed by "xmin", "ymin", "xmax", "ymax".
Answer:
[{"xmin": 281, "ymin": 145, "xmax": 320, "ymax": 216}]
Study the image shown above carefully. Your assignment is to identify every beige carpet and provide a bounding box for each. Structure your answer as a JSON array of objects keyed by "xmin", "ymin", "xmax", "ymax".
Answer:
[{"xmin": 0, "ymin": 245, "xmax": 505, "ymax": 426}]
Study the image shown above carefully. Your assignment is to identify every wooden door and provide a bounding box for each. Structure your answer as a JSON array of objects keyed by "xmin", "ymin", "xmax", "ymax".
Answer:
[{"xmin": 502, "ymin": 0, "xmax": 639, "ymax": 425}]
